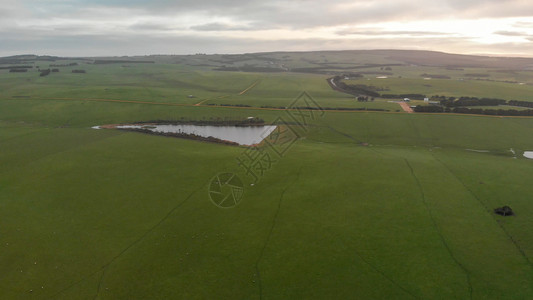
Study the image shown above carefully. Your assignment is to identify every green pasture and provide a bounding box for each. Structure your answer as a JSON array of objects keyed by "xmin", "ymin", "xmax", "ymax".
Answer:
[
  {"xmin": 351, "ymin": 77, "xmax": 533, "ymax": 101},
  {"xmin": 1, "ymin": 55, "xmax": 533, "ymax": 299}
]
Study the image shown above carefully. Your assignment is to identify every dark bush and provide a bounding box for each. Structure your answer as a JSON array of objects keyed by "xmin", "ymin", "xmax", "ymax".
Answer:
[
  {"xmin": 40, "ymin": 69, "xmax": 51, "ymax": 77},
  {"xmin": 494, "ymin": 206, "xmax": 514, "ymax": 216}
]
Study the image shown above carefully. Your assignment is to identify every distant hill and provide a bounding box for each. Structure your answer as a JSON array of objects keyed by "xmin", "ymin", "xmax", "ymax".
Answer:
[
  {"xmin": 362, "ymin": 50, "xmax": 533, "ymax": 68},
  {"xmin": 2, "ymin": 50, "xmax": 533, "ymax": 70}
]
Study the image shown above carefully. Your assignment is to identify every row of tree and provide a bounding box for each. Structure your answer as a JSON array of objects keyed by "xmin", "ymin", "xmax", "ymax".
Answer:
[
  {"xmin": 508, "ymin": 100, "xmax": 533, "ymax": 108},
  {"xmin": 135, "ymin": 117, "xmax": 266, "ymax": 127},
  {"xmin": 432, "ymin": 96, "xmax": 533, "ymax": 109},
  {"xmin": 328, "ymin": 77, "xmax": 533, "ymax": 114},
  {"xmin": 357, "ymin": 96, "xmax": 375, "ymax": 102},
  {"xmin": 121, "ymin": 128, "xmax": 240, "ymax": 146},
  {"xmin": 330, "ymin": 76, "xmax": 427, "ymax": 100},
  {"xmin": 414, "ymin": 105, "xmax": 533, "ymax": 116},
  {"xmin": 439, "ymin": 96, "xmax": 506, "ymax": 107},
  {"xmin": 49, "ymin": 62, "xmax": 78, "ymax": 67},
  {"xmin": 381, "ymin": 93, "xmax": 426, "ymax": 100},
  {"xmin": 330, "ymin": 76, "xmax": 380, "ymax": 97},
  {"xmin": 205, "ymin": 103, "xmax": 252, "ymax": 107},
  {"xmin": 0, "ymin": 66, "xmax": 33, "ymax": 70},
  {"xmin": 294, "ymin": 106, "xmax": 387, "ymax": 112}
]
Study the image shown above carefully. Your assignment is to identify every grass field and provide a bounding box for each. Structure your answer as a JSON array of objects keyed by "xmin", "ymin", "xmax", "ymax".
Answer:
[{"xmin": 1, "ymin": 51, "xmax": 533, "ymax": 299}]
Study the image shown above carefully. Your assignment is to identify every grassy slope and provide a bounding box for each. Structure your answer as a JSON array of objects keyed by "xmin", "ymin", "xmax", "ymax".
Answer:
[
  {"xmin": 352, "ymin": 77, "xmax": 533, "ymax": 101},
  {"xmin": 1, "ymin": 56, "xmax": 533, "ymax": 299}
]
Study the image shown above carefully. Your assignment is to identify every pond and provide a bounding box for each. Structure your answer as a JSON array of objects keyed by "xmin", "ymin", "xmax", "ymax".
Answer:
[
  {"xmin": 114, "ymin": 124, "xmax": 278, "ymax": 146},
  {"xmin": 524, "ymin": 151, "xmax": 533, "ymax": 159}
]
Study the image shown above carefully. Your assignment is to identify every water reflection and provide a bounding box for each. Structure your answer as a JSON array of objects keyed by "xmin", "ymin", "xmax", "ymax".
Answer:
[{"xmin": 115, "ymin": 124, "xmax": 277, "ymax": 146}]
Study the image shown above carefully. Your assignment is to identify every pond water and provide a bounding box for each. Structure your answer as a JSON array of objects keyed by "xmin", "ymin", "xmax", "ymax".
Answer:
[
  {"xmin": 524, "ymin": 151, "xmax": 533, "ymax": 159},
  {"xmin": 116, "ymin": 124, "xmax": 277, "ymax": 146}
]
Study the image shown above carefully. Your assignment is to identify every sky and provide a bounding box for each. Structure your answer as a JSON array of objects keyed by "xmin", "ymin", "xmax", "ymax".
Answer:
[{"xmin": 1, "ymin": 0, "xmax": 533, "ymax": 57}]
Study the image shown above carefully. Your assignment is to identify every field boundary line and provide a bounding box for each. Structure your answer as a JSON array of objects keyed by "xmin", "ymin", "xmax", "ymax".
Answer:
[
  {"xmin": 285, "ymin": 186, "xmax": 420, "ymax": 298},
  {"xmin": 405, "ymin": 158, "xmax": 473, "ymax": 299},
  {"xmin": 50, "ymin": 186, "xmax": 202, "ymax": 299},
  {"xmin": 432, "ymin": 154, "xmax": 533, "ymax": 267},
  {"xmin": 194, "ymin": 79, "xmax": 260, "ymax": 106},
  {"xmin": 254, "ymin": 166, "xmax": 302, "ymax": 300},
  {"xmin": 239, "ymin": 79, "xmax": 261, "ymax": 95},
  {"xmin": 5, "ymin": 97, "xmax": 533, "ymax": 119},
  {"xmin": 323, "ymin": 224, "xmax": 420, "ymax": 299},
  {"xmin": 92, "ymin": 185, "xmax": 203, "ymax": 299},
  {"xmin": 194, "ymin": 95, "xmax": 231, "ymax": 106}
]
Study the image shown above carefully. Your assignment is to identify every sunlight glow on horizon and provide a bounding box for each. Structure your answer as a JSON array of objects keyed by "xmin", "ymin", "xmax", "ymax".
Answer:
[{"xmin": 1, "ymin": 1, "xmax": 533, "ymax": 56}]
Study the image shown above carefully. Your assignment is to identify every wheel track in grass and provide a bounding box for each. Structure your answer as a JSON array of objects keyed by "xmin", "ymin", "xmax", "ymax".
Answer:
[
  {"xmin": 284, "ymin": 126, "xmax": 459, "ymax": 298},
  {"xmin": 239, "ymin": 79, "xmax": 261, "ymax": 95},
  {"xmin": 91, "ymin": 185, "xmax": 204, "ymax": 299},
  {"xmin": 286, "ymin": 211, "xmax": 421, "ymax": 299},
  {"xmin": 431, "ymin": 153, "xmax": 533, "ymax": 267},
  {"xmin": 193, "ymin": 79, "xmax": 261, "ymax": 106},
  {"xmin": 321, "ymin": 223, "xmax": 420, "ymax": 299},
  {"xmin": 254, "ymin": 166, "xmax": 302, "ymax": 300},
  {"xmin": 50, "ymin": 186, "xmax": 202, "ymax": 299},
  {"xmin": 194, "ymin": 95, "xmax": 231, "ymax": 106},
  {"xmin": 326, "ymin": 123, "xmax": 531, "ymax": 283},
  {"xmin": 268, "ymin": 174, "xmax": 420, "ymax": 299},
  {"xmin": 326, "ymin": 125, "xmax": 362, "ymax": 144},
  {"xmin": 404, "ymin": 159, "xmax": 473, "ymax": 300},
  {"xmin": 253, "ymin": 163, "xmax": 419, "ymax": 299}
]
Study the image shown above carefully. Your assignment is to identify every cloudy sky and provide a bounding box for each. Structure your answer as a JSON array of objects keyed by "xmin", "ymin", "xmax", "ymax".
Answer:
[{"xmin": 1, "ymin": 0, "xmax": 533, "ymax": 57}]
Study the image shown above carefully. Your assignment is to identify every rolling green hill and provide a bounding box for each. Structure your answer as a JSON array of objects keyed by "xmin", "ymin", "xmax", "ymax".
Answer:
[{"xmin": 1, "ymin": 50, "xmax": 533, "ymax": 299}]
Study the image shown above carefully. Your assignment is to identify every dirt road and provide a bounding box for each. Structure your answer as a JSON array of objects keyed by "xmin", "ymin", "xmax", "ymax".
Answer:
[{"xmin": 398, "ymin": 102, "xmax": 414, "ymax": 113}]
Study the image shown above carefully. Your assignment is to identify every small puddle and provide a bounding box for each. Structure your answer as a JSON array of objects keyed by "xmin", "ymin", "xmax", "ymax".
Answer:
[
  {"xmin": 102, "ymin": 124, "xmax": 277, "ymax": 146},
  {"xmin": 523, "ymin": 151, "xmax": 533, "ymax": 159}
]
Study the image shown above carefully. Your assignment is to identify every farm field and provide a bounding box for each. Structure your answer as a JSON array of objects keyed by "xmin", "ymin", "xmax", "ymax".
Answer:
[
  {"xmin": 353, "ymin": 77, "xmax": 533, "ymax": 102},
  {"xmin": 1, "ymin": 51, "xmax": 533, "ymax": 299}
]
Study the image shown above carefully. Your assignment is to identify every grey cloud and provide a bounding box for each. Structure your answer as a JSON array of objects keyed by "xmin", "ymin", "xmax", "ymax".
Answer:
[
  {"xmin": 129, "ymin": 22, "xmax": 181, "ymax": 31},
  {"xmin": 0, "ymin": 9, "xmax": 9, "ymax": 18},
  {"xmin": 8, "ymin": 0, "xmax": 533, "ymax": 32},
  {"xmin": 445, "ymin": 0, "xmax": 533, "ymax": 18},
  {"xmin": 190, "ymin": 22, "xmax": 254, "ymax": 31},
  {"xmin": 2, "ymin": 0, "xmax": 533, "ymax": 57},
  {"xmin": 493, "ymin": 30, "xmax": 533, "ymax": 42},
  {"xmin": 494, "ymin": 30, "xmax": 528, "ymax": 37},
  {"xmin": 0, "ymin": 29, "xmax": 517, "ymax": 58},
  {"xmin": 79, "ymin": 1, "xmax": 533, "ymax": 27},
  {"xmin": 6, "ymin": 1, "xmax": 449, "ymax": 30},
  {"xmin": 337, "ymin": 30, "xmax": 452, "ymax": 36},
  {"xmin": 514, "ymin": 21, "xmax": 533, "ymax": 28}
]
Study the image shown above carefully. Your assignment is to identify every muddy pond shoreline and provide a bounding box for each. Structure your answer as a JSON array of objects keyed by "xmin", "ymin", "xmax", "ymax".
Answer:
[{"xmin": 94, "ymin": 120, "xmax": 277, "ymax": 146}]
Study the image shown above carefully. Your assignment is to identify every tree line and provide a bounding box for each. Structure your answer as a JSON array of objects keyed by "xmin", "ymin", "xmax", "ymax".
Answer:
[
  {"xmin": 329, "ymin": 76, "xmax": 426, "ymax": 100},
  {"xmin": 329, "ymin": 76, "xmax": 380, "ymax": 97},
  {"xmin": 414, "ymin": 105, "xmax": 533, "ymax": 116},
  {"xmin": 438, "ymin": 96, "xmax": 506, "ymax": 107},
  {"xmin": 50, "ymin": 62, "xmax": 78, "ymax": 67}
]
